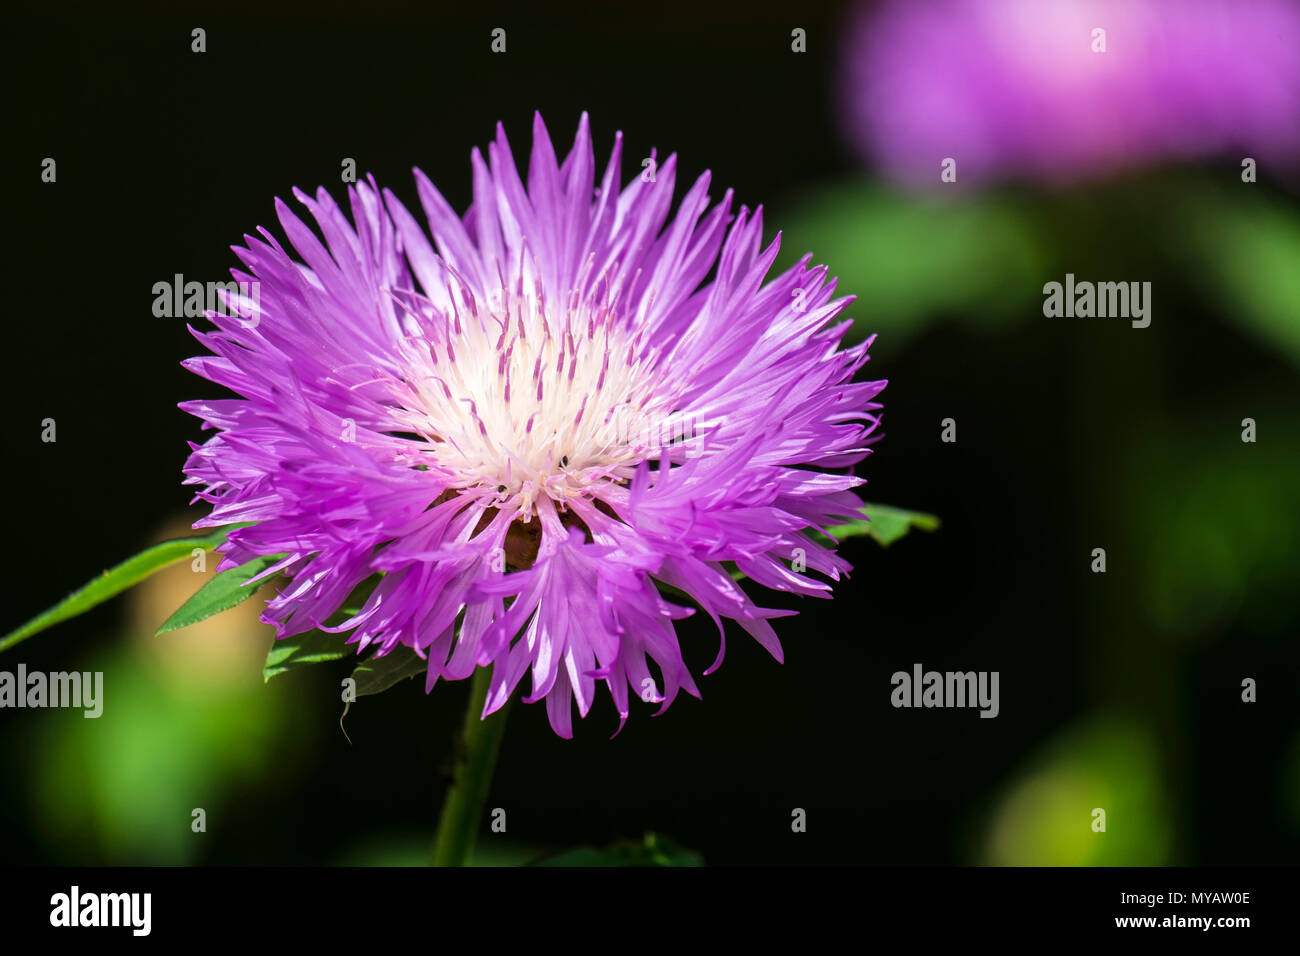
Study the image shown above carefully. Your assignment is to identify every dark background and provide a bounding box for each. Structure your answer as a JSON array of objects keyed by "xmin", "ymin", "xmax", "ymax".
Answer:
[{"xmin": 2, "ymin": 2, "xmax": 1297, "ymax": 866}]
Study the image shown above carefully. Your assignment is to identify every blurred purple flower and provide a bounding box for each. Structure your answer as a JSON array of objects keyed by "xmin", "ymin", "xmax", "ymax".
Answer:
[
  {"xmin": 841, "ymin": 0, "xmax": 1300, "ymax": 186},
  {"xmin": 181, "ymin": 114, "xmax": 884, "ymax": 737}
]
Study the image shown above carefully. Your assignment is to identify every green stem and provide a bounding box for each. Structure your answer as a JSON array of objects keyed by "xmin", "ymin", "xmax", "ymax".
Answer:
[{"xmin": 430, "ymin": 666, "xmax": 510, "ymax": 866}]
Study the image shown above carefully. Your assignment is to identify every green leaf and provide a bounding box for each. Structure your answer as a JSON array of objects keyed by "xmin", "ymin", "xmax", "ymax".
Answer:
[
  {"xmin": 0, "ymin": 524, "xmax": 248, "ymax": 654},
  {"xmin": 828, "ymin": 503, "xmax": 941, "ymax": 548},
  {"xmin": 156, "ymin": 552, "xmax": 286, "ymax": 635},
  {"xmin": 263, "ymin": 629, "xmax": 356, "ymax": 681},
  {"xmin": 261, "ymin": 575, "xmax": 382, "ymax": 681},
  {"xmin": 351, "ymin": 644, "xmax": 427, "ymax": 697},
  {"xmin": 654, "ymin": 503, "xmax": 939, "ymax": 602},
  {"xmin": 533, "ymin": 833, "xmax": 703, "ymax": 867}
]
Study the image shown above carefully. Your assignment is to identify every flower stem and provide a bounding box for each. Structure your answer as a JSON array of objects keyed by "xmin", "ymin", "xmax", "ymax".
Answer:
[{"xmin": 430, "ymin": 666, "xmax": 510, "ymax": 866}]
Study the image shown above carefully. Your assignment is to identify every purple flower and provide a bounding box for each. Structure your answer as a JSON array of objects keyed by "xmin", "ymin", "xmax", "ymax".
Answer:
[
  {"xmin": 181, "ymin": 114, "xmax": 884, "ymax": 736},
  {"xmin": 840, "ymin": 0, "xmax": 1300, "ymax": 186}
]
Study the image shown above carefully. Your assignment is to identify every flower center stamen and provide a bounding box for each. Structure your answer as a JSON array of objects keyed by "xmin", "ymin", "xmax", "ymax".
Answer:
[{"xmin": 386, "ymin": 267, "xmax": 684, "ymax": 518}]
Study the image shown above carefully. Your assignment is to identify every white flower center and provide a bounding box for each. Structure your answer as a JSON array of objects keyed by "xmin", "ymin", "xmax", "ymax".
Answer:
[{"xmin": 387, "ymin": 274, "xmax": 690, "ymax": 517}]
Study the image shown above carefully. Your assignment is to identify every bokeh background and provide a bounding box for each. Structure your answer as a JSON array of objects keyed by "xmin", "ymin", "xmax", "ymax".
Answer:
[{"xmin": 3, "ymin": 0, "xmax": 1298, "ymax": 865}]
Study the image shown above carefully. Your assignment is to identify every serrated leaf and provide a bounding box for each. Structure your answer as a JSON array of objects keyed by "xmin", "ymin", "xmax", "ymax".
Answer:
[
  {"xmin": 263, "ymin": 629, "xmax": 356, "ymax": 681},
  {"xmin": 0, "ymin": 524, "xmax": 249, "ymax": 654},
  {"xmin": 351, "ymin": 644, "xmax": 428, "ymax": 697},
  {"xmin": 828, "ymin": 502, "xmax": 941, "ymax": 548},
  {"xmin": 156, "ymin": 552, "xmax": 286, "ymax": 635},
  {"xmin": 261, "ymin": 575, "xmax": 382, "ymax": 681},
  {"xmin": 533, "ymin": 833, "xmax": 703, "ymax": 867}
]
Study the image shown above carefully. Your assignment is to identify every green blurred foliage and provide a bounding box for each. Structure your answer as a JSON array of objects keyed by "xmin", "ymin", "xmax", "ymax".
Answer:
[
  {"xmin": 779, "ymin": 173, "xmax": 1300, "ymax": 371},
  {"xmin": 982, "ymin": 715, "xmax": 1173, "ymax": 866},
  {"xmin": 31, "ymin": 639, "xmax": 285, "ymax": 864},
  {"xmin": 1124, "ymin": 424, "xmax": 1300, "ymax": 638},
  {"xmin": 776, "ymin": 184, "xmax": 1047, "ymax": 345},
  {"xmin": 1183, "ymin": 190, "xmax": 1300, "ymax": 370}
]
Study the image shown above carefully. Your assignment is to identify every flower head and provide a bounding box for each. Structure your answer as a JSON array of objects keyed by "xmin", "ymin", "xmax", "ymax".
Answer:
[
  {"xmin": 841, "ymin": 0, "xmax": 1300, "ymax": 186},
  {"xmin": 182, "ymin": 114, "xmax": 884, "ymax": 736}
]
